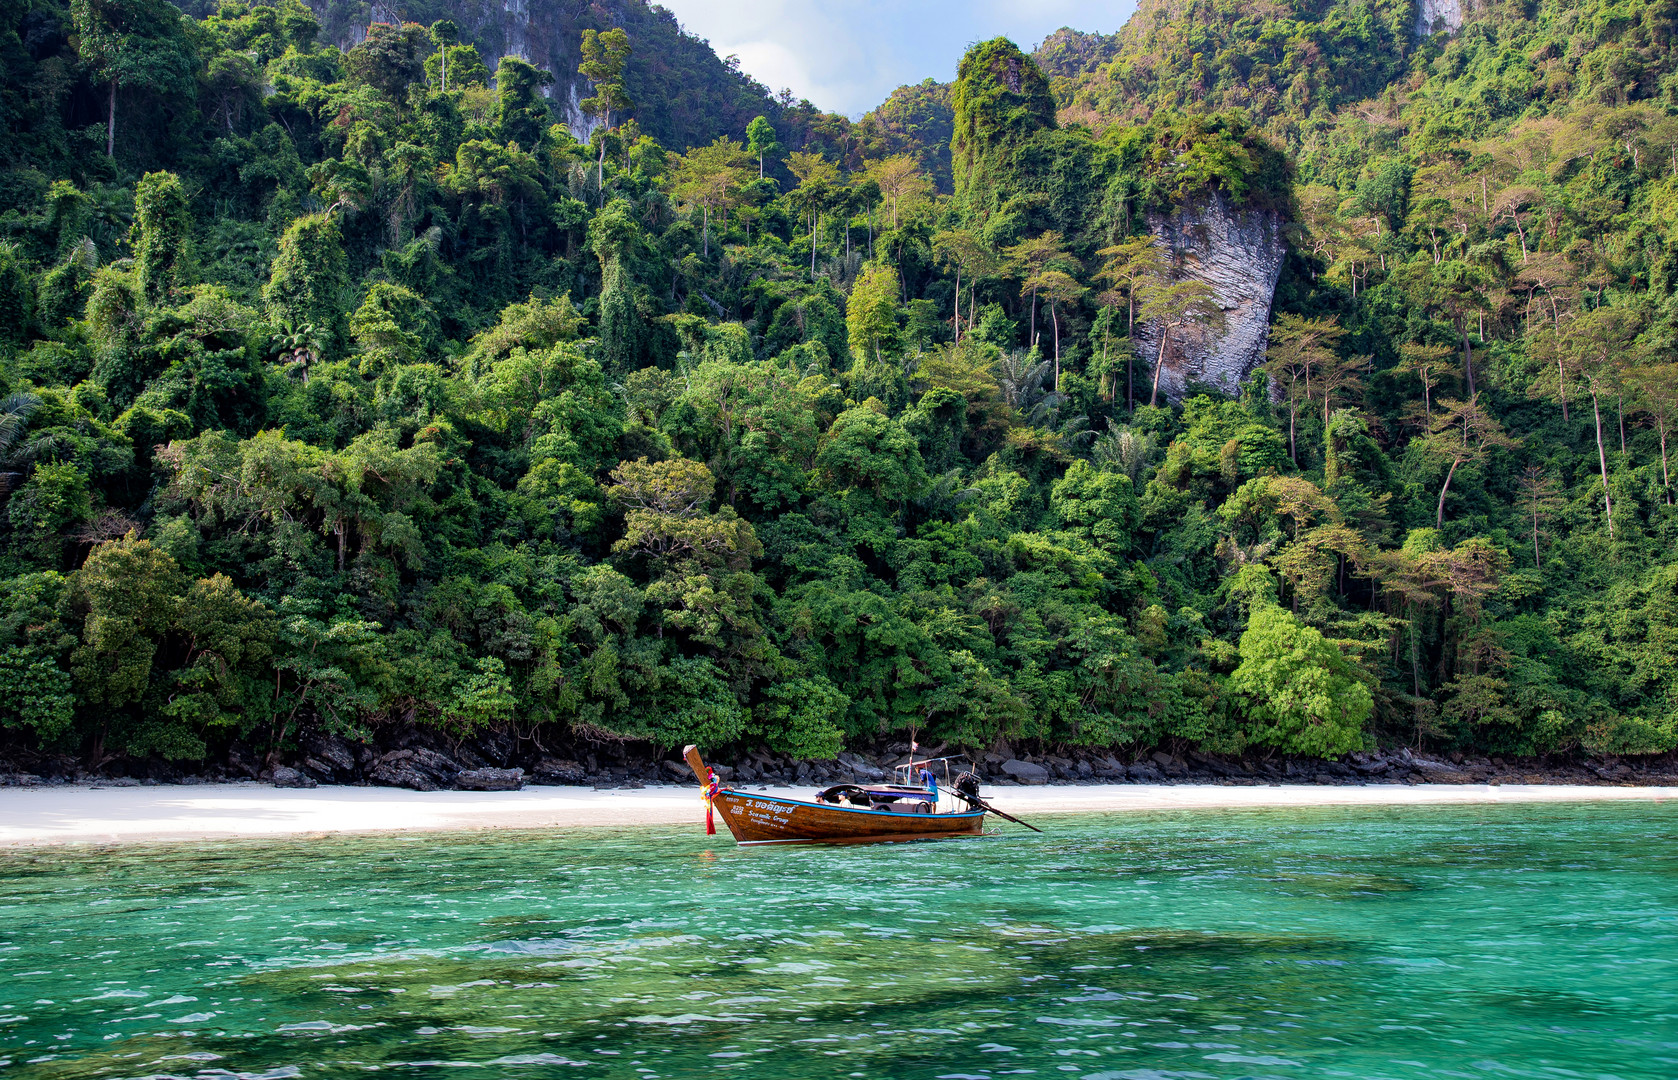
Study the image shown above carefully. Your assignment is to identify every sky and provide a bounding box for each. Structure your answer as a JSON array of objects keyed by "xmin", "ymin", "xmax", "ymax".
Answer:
[{"xmin": 653, "ymin": 0, "xmax": 1142, "ymax": 118}]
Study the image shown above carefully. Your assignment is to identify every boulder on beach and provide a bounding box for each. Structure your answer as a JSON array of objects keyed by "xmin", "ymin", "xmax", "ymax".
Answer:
[
  {"xmin": 1001, "ymin": 759, "xmax": 1049, "ymax": 784},
  {"xmin": 269, "ymin": 765, "xmax": 316, "ymax": 789},
  {"xmin": 369, "ymin": 748, "xmax": 461, "ymax": 791},
  {"xmin": 455, "ymin": 767, "xmax": 524, "ymax": 791}
]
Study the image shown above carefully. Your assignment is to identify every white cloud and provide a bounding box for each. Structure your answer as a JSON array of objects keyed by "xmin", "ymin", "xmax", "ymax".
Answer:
[{"xmin": 655, "ymin": 0, "xmax": 1139, "ymax": 116}]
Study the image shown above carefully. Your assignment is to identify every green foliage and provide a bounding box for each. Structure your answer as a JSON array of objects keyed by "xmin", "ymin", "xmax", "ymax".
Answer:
[
  {"xmin": 752, "ymin": 674, "xmax": 847, "ymax": 759},
  {"xmin": 1, "ymin": 0, "xmax": 1675, "ymax": 774},
  {"xmin": 350, "ymin": 283, "xmax": 436, "ymax": 371},
  {"xmin": 0, "ymin": 645, "xmax": 75, "ymax": 740},
  {"xmin": 494, "ymin": 56, "xmax": 554, "ymax": 151},
  {"xmin": 135, "ymin": 175, "xmax": 198, "ymax": 304},
  {"xmin": 845, "ymin": 264, "xmax": 900, "ymax": 364},
  {"xmin": 343, "ymin": 21, "xmax": 430, "ymax": 103},
  {"xmin": 70, "ymin": 534, "xmax": 185, "ymax": 713},
  {"xmin": 815, "ymin": 408, "xmax": 929, "ymax": 503},
  {"xmin": 952, "ymin": 38, "xmax": 1059, "ymax": 214},
  {"xmin": 264, "ymin": 214, "xmax": 349, "ymax": 358},
  {"xmin": 1229, "ymin": 605, "xmax": 1373, "ymax": 756},
  {"xmin": 745, "ymin": 115, "xmax": 780, "ymax": 177}
]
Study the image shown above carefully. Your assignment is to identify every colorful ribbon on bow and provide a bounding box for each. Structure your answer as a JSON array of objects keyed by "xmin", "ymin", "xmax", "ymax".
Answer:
[{"xmin": 703, "ymin": 771, "xmax": 721, "ymax": 835}]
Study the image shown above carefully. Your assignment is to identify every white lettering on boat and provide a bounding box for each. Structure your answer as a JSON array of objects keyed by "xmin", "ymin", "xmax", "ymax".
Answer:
[{"xmin": 738, "ymin": 798, "xmax": 796, "ymax": 828}]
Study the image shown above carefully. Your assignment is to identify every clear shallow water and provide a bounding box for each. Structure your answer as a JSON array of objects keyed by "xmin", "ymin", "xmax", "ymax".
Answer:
[{"xmin": 2, "ymin": 804, "xmax": 1676, "ymax": 1080}]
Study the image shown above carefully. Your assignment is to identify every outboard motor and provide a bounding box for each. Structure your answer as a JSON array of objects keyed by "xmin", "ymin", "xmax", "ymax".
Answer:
[{"xmin": 954, "ymin": 771, "xmax": 981, "ymax": 802}]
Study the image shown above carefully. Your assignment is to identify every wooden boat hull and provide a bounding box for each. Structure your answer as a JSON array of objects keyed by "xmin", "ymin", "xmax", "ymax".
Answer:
[{"xmin": 711, "ymin": 788, "xmax": 987, "ymax": 845}]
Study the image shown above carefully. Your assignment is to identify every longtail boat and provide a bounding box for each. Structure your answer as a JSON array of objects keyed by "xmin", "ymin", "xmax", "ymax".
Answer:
[{"xmin": 683, "ymin": 744, "xmax": 991, "ymax": 845}]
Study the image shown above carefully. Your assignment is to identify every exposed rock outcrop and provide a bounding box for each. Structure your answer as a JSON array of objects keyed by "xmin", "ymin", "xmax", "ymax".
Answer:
[
  {"xmin": 304, "ymin": 1, "xmax": 774, "ymax": 151},
  {"xmin": 1000, "ymin": 759, "xmax": 1049, "ymax": 784},
  {"xmin": 368, "ymin": 748, "xmax": 462, "ymax": 791},
  {"xmin": 269, "ymin": 765, "xmax": 316, "ymax": 789},
  {"xmin": 456, "ymin": 767, "xmax": 525, "ymax": 791},
  {"xmin": 1416, "ymin": 0, "xmax": 1465, "ymax": 36},
  {"xmin": 1134, "ymin": 192, "xmax": 1285, "ymax": 403}
]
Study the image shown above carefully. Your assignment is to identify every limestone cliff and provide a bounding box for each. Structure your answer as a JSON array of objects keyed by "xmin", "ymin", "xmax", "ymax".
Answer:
[
  {"xmin": 1133, "ymin": 193, "xmax": 1285, "ymax": 403},
  {"xmin": 305, "ymin": 0, "xmax": 774, "ymax": 152},
  {"xmin": 1416, "ymin": 0, "xmax": 1465, "ymax": 35}
]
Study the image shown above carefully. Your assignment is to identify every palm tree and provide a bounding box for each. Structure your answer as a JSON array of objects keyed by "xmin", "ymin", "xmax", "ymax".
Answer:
[
  {"xmin": 272, "ymin": 321, "xmax": 325, "ymax": 383},
  {"xmin": 995, "ymin": 349, "xmax": 1064, "ymax": 426},
  {"xmin": 1091, "ymin": 419, "xmax": 1156, "ymax": 485},
  {"xmin": 0, "ymin": 390, "xmax": 41, "ymax": 449},
  {"xmin": 0, "ymin": 393, "xmax": 41, "ymax": 490}
]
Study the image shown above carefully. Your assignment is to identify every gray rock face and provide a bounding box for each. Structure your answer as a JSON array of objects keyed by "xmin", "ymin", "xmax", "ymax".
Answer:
[
  {"xmin": 300, "ymin": 733, "xmax": 358, "ymax": 782},
  {"xmin": 456, "ymin": 767, "xmax": 525, "ymax": 791},
  {"xmin": 270, "ymin": 765, "xmax": 316, "ymax": 789},
  {"xmin": 839, "ymin": 752, "xmax": 887, "ymax": 781},
  {"xmin": 532, "ymin": 758, "xmax": 587, "ymax": 784},
  {"xmin": 1134, "ymin": 192, "xmax": 1285, "ymax": 403},
  {"xmin": 1416, "ymin": 0, "xmax": 1464, "ymax": 35},
  {"xmin": 1001, "ymin": 759, "xmax": 1049, "ymax": 784},
  {"xmin": 369, "ymin": 748, "xmax": 460, "ymax": 791}
]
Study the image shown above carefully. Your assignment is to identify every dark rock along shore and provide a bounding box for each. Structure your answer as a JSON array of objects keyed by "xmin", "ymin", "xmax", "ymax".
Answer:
[{"xmin": 2, "ymin": 728, "xmax": 1676, "ymax": 791}]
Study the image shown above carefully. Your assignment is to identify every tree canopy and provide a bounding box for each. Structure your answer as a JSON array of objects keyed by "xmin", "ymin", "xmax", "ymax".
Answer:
[{"xmin": 0, "ymin": 0, "xmax": 1676, "ymax": 775}]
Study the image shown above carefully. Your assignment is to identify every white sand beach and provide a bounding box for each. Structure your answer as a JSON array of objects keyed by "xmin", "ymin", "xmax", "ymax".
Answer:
[{"xmin": 0, "ymin": 780, "xmax": 1674, "ymax": 846}]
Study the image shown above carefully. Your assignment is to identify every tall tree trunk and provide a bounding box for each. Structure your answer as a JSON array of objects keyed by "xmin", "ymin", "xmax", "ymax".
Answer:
[
  {"xmin": 1658, "ymin": 416, "xmax": 1672, "ymax": 504},
  {"xmin": 1052, "ymin": 302, "xmax": 1060, "ymax": 389},
  {"xmin": 1556, "ymin": 351, "xmax": 1568, "ymax": 422},
  {"xmin": 106, "ymin": 79, "xmax": 116, "ymax": 157},
  {"xmin": 1099, "ymin": 312, "xmax": 1110, "ymax": 402},
  {"xmin": 952, "ymin": 271, "xmax": 961, "ymax": 344},
  {"xmin": 1149, "ymin": 326, "xmax": 1170, "ymax": 407},
  {"xmin": 1127, "ymin": 348, "xmax": 1134, "ymax": 413},
  {"xmin": 1436, "ymin": 456, "xmax": 1462, "ymax": 528},
  {"xmin": 811, "ymin": 212, "xmax": 817, "ymax": 274},
  {"xmin": 1029, "ymin": 287, "xmax": 1038, "ymax": 347},
  {"xmin": 1591, "ymin": 390, "xmax": 1614, "ymax": 538},
  {"xmin": 441, "ymin": 47, "xmax": 447, "ymax": 92},
  {"xmin": 1410, "ymin": 620, "xmax": 1422, "ymax": 698},
  {"xmin": 1126, "ymin": 294, "xmax": 1136, "ymax": 411},
  {"xmin": 1461, "ymin": 323, "xmax": 1475, "ymax": 396}
]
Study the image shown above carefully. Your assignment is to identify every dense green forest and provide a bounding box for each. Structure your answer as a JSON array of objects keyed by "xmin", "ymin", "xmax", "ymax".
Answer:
[{"xmin": 0, "ymin": 0, "xmax": 1675, "ymax": 774}]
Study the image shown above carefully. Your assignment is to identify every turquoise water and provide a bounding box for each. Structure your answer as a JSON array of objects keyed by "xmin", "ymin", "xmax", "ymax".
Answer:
[{"xmin": 2, "ymin": 804, "xmax": 1677, "ymax": 1079}]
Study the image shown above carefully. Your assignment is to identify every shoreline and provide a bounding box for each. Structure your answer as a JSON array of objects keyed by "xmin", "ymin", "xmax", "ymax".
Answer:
[{"xmin": 1, "ymin": 781, "xmax": 1674, "ymax": 847}]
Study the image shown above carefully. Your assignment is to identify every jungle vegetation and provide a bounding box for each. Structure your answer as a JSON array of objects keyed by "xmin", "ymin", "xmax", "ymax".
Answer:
[{"xmin": 0, "ymin": 0, "xmax": 1675, "ymax": 769}]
